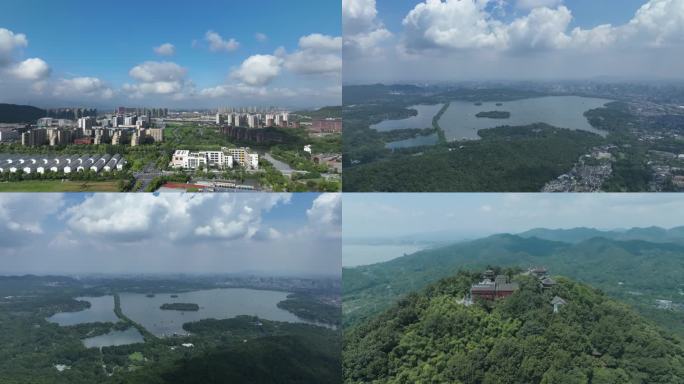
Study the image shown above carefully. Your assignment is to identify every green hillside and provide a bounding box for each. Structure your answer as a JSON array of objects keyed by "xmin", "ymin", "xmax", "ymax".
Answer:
[
  {"xmin": 343, "ymin": 233, "xmax": 684, "ymax": 336},
  {"xmin": 0, "ymin": 103, "xmax": 45, "ymax": 123},
  {"xmin": 344, "ymin": 271, "xmax": 684, "ymax": 383}
]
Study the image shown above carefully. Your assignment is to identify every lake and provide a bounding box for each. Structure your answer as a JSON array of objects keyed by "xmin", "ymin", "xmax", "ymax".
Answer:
[
  {"xmin": 47, "ymin": 295, "xmax": 118, "ymax": 326},
  {"xmin": 82, "ymin": 328, "xmax": 144, "ymax": 349},
  {"xmin": 49, "ymin": 288, "xmax": 320, "ymax": 346},
  {"xmin": 439, "ymin": 96, "xmax": 612, "ymax": 140},
  {"xmin": 370, "ymin": 104, "xmax": 444, "ymax": 132},
  {"xmin": 343, "ymin": 244, "xmax": 427, "ymax": 267},
  {"xmin": 118, "ymin": 288, "xmax": 305, "ymax": 337},
  {"xmin": 374, "ymin": 96, "xmax": 612, "ymax": 147}
]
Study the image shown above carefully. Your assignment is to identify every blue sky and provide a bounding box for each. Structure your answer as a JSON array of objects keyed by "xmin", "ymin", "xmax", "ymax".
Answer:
[
  {"xmin": 0, "ymin": 0, "xmax": 341, "ymax": 108},
  {"xmin": 0, "ymin": 193, "xmax": 341, "ymax": 276},
  {"xmin": 343, "ymin": 0, "xmax": 684, "ymax": 82}
]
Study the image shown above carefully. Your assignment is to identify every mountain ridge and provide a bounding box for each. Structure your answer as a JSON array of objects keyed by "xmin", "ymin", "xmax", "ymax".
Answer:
[{"xmin": 343, "ymin": 230, "xmax": 684, "ymax": 334}]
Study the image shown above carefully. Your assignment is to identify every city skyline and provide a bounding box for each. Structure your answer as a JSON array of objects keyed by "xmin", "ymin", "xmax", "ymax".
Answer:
[
  {"xmin": 343, "ymin": 0, "xmax": 684, "ymax": 83},
  {"xmin": 0, "ymin": 0, "xmax": 341, "ymax": 109},
  {"xmin": 0, "ymin": 193, "xmax": 341, "ymax": 275}
]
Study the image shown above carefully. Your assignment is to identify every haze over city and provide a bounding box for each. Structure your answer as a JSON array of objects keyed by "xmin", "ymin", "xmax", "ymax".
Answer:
[
  {"xmin": 0, "ymin": 0, "xmax": 341, "ymax": 108},
  {"xmin": 343, "ymin": 0, "xmax": 684, "ymax": 83},
  {"xmin": 0, "ymin": 193, "xmax": 341, "ymax": 275}
]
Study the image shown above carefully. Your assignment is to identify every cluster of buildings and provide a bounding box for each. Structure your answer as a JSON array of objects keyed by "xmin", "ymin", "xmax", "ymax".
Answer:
[
  {"xmin": 0, "ymin": 154, "xmax": 126, "ymax": 174},
  {"xmin": 543, "ymin": 145, "xmax": 617, "ymax": 193},
  {"xmin": 469, "ymin": 270, "xmax": 520, "ymax": 301},
  {"xmin": 465, "ymin": 267, "xmax": 564, "ymax": 312},
  {"xmin": 310, "ymin": 118, "xmax": 342, "ymax": 134},
  {"xmin": 21, "ymin": 113, "xmax": 164, "ymax": 147},
  {"xmin": 215, "ymin": 111, "xmax": 291, "ymax": 128},
  {"xmin": 170, "ymin": 147, "xmax": 259, "ymax": 170}
]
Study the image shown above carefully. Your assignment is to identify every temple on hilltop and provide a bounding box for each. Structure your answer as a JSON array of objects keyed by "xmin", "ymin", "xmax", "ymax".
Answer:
[
  {"xmin": 525, "ymin": 266, "xmax": 557, "ymax": 289},
  {"xmin": 469, "ymin": 270, "xmax": 519, "ymax": 301}
]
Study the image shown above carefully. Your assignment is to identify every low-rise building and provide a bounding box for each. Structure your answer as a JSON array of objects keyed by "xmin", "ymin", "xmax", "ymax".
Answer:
[
  {"xmin": 170, "ymin": 149, "xmax": 234, "ymax": 170},
  {"xmin": 470, "ymin": 271, "xmax": 519, "ymax": 301},
  {"xmin": 0, "ymin": 154, "xmax": 123, "ymax": 174},
  {"xmin": 225, "ymin": 147, "xmax": 259, "ymax": 169}
]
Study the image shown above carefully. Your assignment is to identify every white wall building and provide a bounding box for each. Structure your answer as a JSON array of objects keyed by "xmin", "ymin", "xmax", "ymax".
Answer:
[
  {"xmin": 247, "ymin": 114, "xmax": 260, "ymax": 128},
  {"xmin": 170, "ymin": 150, "xmax": 234, "ymax": 170}
]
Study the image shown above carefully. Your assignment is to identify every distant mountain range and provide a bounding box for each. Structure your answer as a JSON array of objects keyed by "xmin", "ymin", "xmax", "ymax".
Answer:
[
  {"xmin": 0, "ymin": 103, "xmax": 45, "ymax": 124},
  {"xmin": 519, "ymin": 226, "xmax": 684, "ymax": 244},
  {"xmin": 343, "ymin": 227, "xmax": 684, "ymax": 332}
]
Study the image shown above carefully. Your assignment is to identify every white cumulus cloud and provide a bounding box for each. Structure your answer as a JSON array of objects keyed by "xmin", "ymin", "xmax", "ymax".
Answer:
[
  {"xmin": 343, "ymin": 0, "xmax": 393, "ymax": 56},
  {"xmin": 153, "ymin": 43, "xmax": 176, "ymax": 56},
  {"xmin": 305, "ymin": 193, "xmax": 342, "ymax": 238},
  {"xmin": 54, "ymin": 77, "xmax": 114, "ymax": 99},
  {"xmin": 0, "ymin": 194, "xmax": 65, "ymax": 247},
  {"xmin": 284, "ymin": 34, "xmax": 342, "ymax": 76},
  {"xmin": 231, "ymin": 54, "xmax": 283, "ymax": 86},
  {"xmin": 0, "ymin": 28, "xmax": 28, "ymax": 64},
  {"xmin": 64, "ymin": 194, "xmax": 291, "ymax": 243},
  {"xmin": 399, "ymin": 0, "xmax": 684, "ymax": 54},
  {"xmin": 205, "ymin": 31, "xmax": 240, "ymax": 52},
  {"xmin": 9, "ymin": 58, "xmax": 51, "ymax": 80},
  {"xmin": 126, "ymin": 61, "xmax": 190, "ymax": 97}
]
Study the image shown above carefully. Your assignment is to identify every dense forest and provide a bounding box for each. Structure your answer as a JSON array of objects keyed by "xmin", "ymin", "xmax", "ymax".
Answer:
[
  {"xmin": 277, "ymin": 293, "xmax": 342, "ymax": 326},
  {"xmin": 0, "ymin": 276, "xmax": 341, "ymax": 384},
  {"xmin": 343, "ymin": 230, "xmax": 684, "ymax": 339},
  {"xmin": 344, "ymin": 271, "xmax": 684, "ymax": 383},
  {"xmin": 344, "ymin": 124, "xmax": 603, "ymax": 191}
]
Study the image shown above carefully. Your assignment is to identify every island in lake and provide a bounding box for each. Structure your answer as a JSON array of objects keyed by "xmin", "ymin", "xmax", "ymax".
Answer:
[
  {"xmin": 160, "ymin": 303, "xmax": 200, "ymax": 311},
  {"xmin": 476, "ymin": 110, "xmax": 511, "ymax": 119}
]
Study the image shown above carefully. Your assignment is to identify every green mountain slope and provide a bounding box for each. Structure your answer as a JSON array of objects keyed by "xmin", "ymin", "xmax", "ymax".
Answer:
[
  {"xmin": 344, "ymin": 272, "xmax": 684, "ymax": 383},
  {"xmin": 0, "ymin": 103, "xmax": 45, "ymax": 123},
  {"xmin": 343, "ymin": 234, "xmax": 684, "ymax": 335}
]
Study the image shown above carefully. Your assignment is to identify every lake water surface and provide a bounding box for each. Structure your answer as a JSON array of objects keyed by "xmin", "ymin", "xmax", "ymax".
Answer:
[
  {"xmin": 370, "ymin": 104, "xmax": 444, "ymax": 132},
  {"xmin": 49, "ymin": 288, "xmax": 318, "ymax": 346},
  {"xmin": 439, "ymin": 96, "xmax": 612, "ymax": 141},
  {"xmin": 375, "ymin": 96, "xmax": 612, "ymax": 147},
  {"xmin": 47, "ymin": 295, "xmax": 118, "ymax": 326},
  {"xmin": 82, "ymin": 328, "xmax": 144, "ymax": 349},
  {"xmin": 119, "ymin": 288, "xmax": 304, "ymax": 337}
]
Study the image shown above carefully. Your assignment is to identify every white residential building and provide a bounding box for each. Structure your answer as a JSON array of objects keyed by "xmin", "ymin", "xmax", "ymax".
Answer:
[
  {"xmin": 247, "ymin": 114, "xmax": 260, "ymax": 128},
  {"xmin": 170, "ymin": 150, "xmax": 234, "ymax": 170},
  {"xmin": 225, "ymin": 147, "xmax": 259, "ymax": 169}
]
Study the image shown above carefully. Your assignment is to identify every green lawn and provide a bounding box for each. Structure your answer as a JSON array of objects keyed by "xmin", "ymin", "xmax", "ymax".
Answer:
[{"xmin": 0, "ymin": 180, "xmax": 121, "ymax": 192}]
